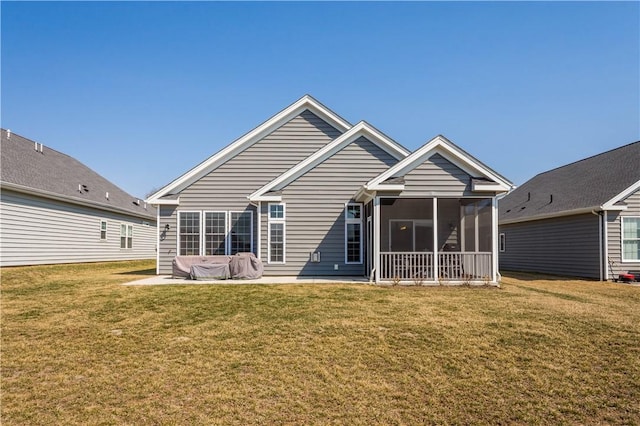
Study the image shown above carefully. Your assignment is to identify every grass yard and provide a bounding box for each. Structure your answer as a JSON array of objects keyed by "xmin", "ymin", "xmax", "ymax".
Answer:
[{"xmin": 2, "ymin": 260, "xmax": 639, "ymax": 425}]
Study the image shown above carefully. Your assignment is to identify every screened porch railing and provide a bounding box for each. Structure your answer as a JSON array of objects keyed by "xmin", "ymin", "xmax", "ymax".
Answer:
[
  {"xmin": 379, "ymin": 252, "xmax": 434, "ymax": 281},
  {"xmin": 379, "ymin": 252, "xmax": 492, "ymax": 281}
]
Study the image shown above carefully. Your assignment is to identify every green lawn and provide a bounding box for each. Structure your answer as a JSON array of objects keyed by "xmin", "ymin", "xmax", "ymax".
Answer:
[{"xmin": 2, "ymin": 260, "xmax": 639, "ymax": 424}]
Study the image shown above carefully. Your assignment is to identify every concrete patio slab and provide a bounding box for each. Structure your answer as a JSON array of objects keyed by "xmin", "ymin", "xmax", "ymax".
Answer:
[{"xmin": 124, "ymin": 275, "xmax": 371, "ymax": 286}]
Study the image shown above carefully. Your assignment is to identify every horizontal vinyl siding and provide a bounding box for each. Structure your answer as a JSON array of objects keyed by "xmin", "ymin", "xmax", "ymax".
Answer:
[
  {"xmin": 264, "ymin": 136, "xmax": 398, "ymax": 276},
  {"xmin": 607, "ymin": 189, "xmax": 640, "ymax": 276},
  {"xmin": 0, "ymin": 190, "xmax": 156, "ymax": 267},
  {"xmin": 158, "ymin": 205, "xmax": 178, "ymax": 274},
  {"xmin": 499, "ymin": 213, "xmax": 600, "ymax": 279},
  {"xmin": 400, "ymin": 154, "xmax": 473, "ymax": 197},
  {"xmin": 157, "ymin": 111, "xmax": 342, "ymax": 273}
]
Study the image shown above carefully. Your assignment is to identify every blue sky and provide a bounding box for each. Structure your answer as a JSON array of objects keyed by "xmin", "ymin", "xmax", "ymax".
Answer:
[{"xmin": 2, "ymin": 1, "xmax": 638, "ymax": 198}]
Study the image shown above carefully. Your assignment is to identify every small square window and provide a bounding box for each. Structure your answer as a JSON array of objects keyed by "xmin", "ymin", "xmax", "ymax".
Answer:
[
  {"xmin": 269, "ymin": 203, "xmax": 285, "ymax": 220},
  {"xmin": 346, "ymin": 205, "xmax": 361, "ymax": 220}
]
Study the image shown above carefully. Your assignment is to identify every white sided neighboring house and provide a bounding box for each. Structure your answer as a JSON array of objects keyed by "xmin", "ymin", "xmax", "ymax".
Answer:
[
  {"xmin": 0, "ymin": 129, "xmax": 157, "ymax": 267},
  {"xmin": 147, "ymin": 95, "xmax": 513, "ymax": 284}
]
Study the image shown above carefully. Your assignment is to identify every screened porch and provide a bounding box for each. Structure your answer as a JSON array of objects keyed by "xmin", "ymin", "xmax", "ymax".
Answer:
[{"xmin": 376, "ymin": 198, "xmax": 494, "ymax": 282}]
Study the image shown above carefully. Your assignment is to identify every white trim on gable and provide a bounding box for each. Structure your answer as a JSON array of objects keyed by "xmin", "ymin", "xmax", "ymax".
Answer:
[
  {"xmin": 146, "ymin": 95, "xmax": 352, "ymax": 204},
  {"xmin": 364, "ymin": 135, "xmax": 512, "ymax": 193},
  {"xmin": 602, "ymin": 179, "xmax": 640, "ymax": 210},
  {"xmin": 248, "ymin": 121, "xmax": 409, "ymax": 202}
]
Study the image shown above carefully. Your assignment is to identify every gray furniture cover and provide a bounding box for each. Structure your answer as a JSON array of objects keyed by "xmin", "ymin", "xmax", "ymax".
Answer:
[
  {"xmin": 172, "ymin": 256, "xmax": 232, "ymax": 279},
  {"xmin": 190, "ymin": 263, "xmax": 230, "ymax": 280},
  {"xmin": 229, "ymin": 252, "xmax": 264, "ymax": 279}
]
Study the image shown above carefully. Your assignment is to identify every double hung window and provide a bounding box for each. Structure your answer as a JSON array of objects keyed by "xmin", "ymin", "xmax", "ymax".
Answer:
[
  {"xmin": 120, "ymin": 224, "xmax": 133, "ymax": 249},
  {"xmin": 100, "ymin": 220, "xmax": 107, "ymax": 240},
  {"xmin": 268, "ymin": 203, "xmax": 285, "ymax": 264},
  {"xmin": 345, "ymin": 204, "xmax": 362, "ymax": 264},
  {"xmin": 622, "ymin": 217, "xmax": 640, "ymax": 261},
  {"xmin": 205, "ymin": 212, "xmax": 226, "ymax": 255}
]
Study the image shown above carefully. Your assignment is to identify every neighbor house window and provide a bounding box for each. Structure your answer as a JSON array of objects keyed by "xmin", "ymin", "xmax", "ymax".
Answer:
[
  {"xmin": 100, "ymin": 220, "xmax": 107, "ymax": 240},
  {"xmin": 120, "ymin": 224, "xmax": 133, "ymax": 249},
  {"xmin": 179, "ymin": 212, "xmax": 201, "ymax": 255},
  {"xmin": 499, "ymin": 233, "xmax": 506, "ymax": 252},
  {"xmin": 622, "ymin": 217, "xmax": 640, "ymax": 261},
  {"xmin": 268, "ymin": 203, "xmax": 286, "ymax": 263},
  {"xmin": 345, "ymin": 203, "xmax": 362, "ymax": 264},
  {"xmin": 204, "ymin": 212, "xmax": 226, "ymax": 255},
  {"xmin": 230, "ymin": 211, "xmax": 253, "ymax": 255}
]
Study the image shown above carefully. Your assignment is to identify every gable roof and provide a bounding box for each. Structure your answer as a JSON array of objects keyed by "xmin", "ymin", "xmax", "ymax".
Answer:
[
  {"xmin": 147, "ymin": 95, "xmax": 352, "ymax": 203},
  {"xmin": 364, "ymin": 135, "xmax": 513, "ymax": 192},
  {"xmin": 1, "ymin": 129, "xmax": 155, "ymax": 220},
  {"xmin": 499, "ymin": 141, "xmax": 640, "ymax": 224},
  {"xmin": 248, "ymin": 120, "xmax": 410, "ymax": 201}
]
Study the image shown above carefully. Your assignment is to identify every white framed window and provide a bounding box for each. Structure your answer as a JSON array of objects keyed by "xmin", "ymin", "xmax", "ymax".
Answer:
[
  {"xmin": 178, "ymin": 211, "xmax": 201, "ymax": 255},
  {"xmin": 177, "ymin": 210, "xmax": 254, "ymax": 256},
  {"xmin": 100, "ymin": 220, "xmax": 107, "ymax": 240},
  {"xmin": 268, "ymin": 203, "xmax": 286, "ymax": 264},
  {"xmin": 269, "ymin": 203, "xmax": 285, "ymax": 220},
  {"xmin": 622, "ymin": 217, "xmax": 640, "ymax": 261},
  {"xmin": 120, "ymin": 224, "xmax": 133, "ymax": 249},
  {"xmin": 499, "ymin": 233, "xmax": 506, "ymax": 252},
  {"xmin": 204, "ymin": 212, "xmax": 226, "ymax": 255},
  {"xmin": 229, "ymin": 211, "xmax": 253, "ymax": 255},
  {"xmin": 345, "ymin": 203, "xmax": 363, "ymax": 264}
]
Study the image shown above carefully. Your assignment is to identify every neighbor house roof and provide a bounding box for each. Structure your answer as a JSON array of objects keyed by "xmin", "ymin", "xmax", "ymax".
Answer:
[
  {"xmin": 1, "ymin": 129, "xmax": 155, "ymax": 220},
  {"xmin": 499, "ymin": 141, "xmax": 640, "ymax": 224},
  {"xmin": 146, "ymin": 94, "xmax": 352, "ymax": 203}
]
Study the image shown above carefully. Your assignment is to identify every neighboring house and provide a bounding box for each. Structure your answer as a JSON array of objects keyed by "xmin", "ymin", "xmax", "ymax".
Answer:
[
  {"xmin": 499, "ymin": 141, "xmax": 640, "ymax": 280},
  {"xmin": 147, "ymin": 95, "xmax": 512, "ymax": 283},
  {"xmin": 0, "ymin": 129, "xmax": 157, "ymax": 267}
]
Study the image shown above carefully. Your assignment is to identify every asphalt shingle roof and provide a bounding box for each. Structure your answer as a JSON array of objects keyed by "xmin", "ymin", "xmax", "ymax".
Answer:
[
  {"xmin": 499, "ymin": 141, "xmax": 640, "ymax": 223},
  {"xmin": 1, "ymin": 129, "xmax": 155, "ymax": 220}
]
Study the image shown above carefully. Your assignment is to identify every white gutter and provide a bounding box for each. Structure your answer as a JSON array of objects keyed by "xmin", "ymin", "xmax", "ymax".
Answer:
[{"xmin": 499, "ymin": 205, "xmax": 626, "ymax": 225}]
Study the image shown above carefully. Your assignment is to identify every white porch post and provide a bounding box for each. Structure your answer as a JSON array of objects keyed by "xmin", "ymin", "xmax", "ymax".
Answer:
[
  {"xmin": 156, "ymin": 206, "xmax": 160, "ymax": 275},
  {"xmin": 492, "ymin": 197, "xmax": 498, "ymax": 283},
  {"xmin": 374, "ymin": 196, "xmax": 380, "ymax": 284},
  {"xmin": 256, "ymin": 201, "xmax": 262, "ymax": 259},
  {"xmin": 603, "ymin": 211, "xmax": 609, "ymax": 280},
  {"xmin": 433, "ymin": 197, "xmax": 439, "ymax": 282}
]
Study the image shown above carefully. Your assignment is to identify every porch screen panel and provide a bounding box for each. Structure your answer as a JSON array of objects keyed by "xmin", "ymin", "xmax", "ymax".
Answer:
[
  {"xmin": 477, "ymin": 200, "xmax": 492, "ymax": 252},
  {"xmin": 205, "ymin": 212, "xmax": 226, "ymax": 255},
  {"xmin": 622, "ymin": 217, "xmax": 640, "ymax": 261},
  {"xmin": 230, "ymin": 212, "xmax": 252, "ymax": 254},
  {"xmin": 463, "ymin": 204, "xmax": 476, "ymax": 252},
  {"xmin": 179, "ymin": 212, "xmax": 201, "ymax": 255}
]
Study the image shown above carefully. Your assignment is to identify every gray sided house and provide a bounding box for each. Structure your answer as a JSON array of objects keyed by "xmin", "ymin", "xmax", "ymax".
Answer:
[
  {"xmin": 147, "ymin": 96, "xmax": 513, "ymax": 283},
  {"xmin": 0, "ymin": 129, "xmax": 157, "ymax": 267},
  {"xmin": 499, "ymin": 141, "xmax": 640, "ymax": 280}
]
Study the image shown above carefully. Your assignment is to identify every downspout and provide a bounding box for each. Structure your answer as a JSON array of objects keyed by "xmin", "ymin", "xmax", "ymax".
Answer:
[
  {"xmin": 250, "ymin": 201, "xmax": 261, "ymax": 259},
  {"xmin": 374, "ymin": 196, "xmax": 381, "ymax": 284},
  {"xmin": 591, "ymin": 210, "xmax": 603, "ymax": 281},
  {"xmin": 603, "ymin": 210, "xmax": 610, "ymax": 280},
  {"xmin": 156, "ymin": 206, "xmax": 160, "ymax": 275}
]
